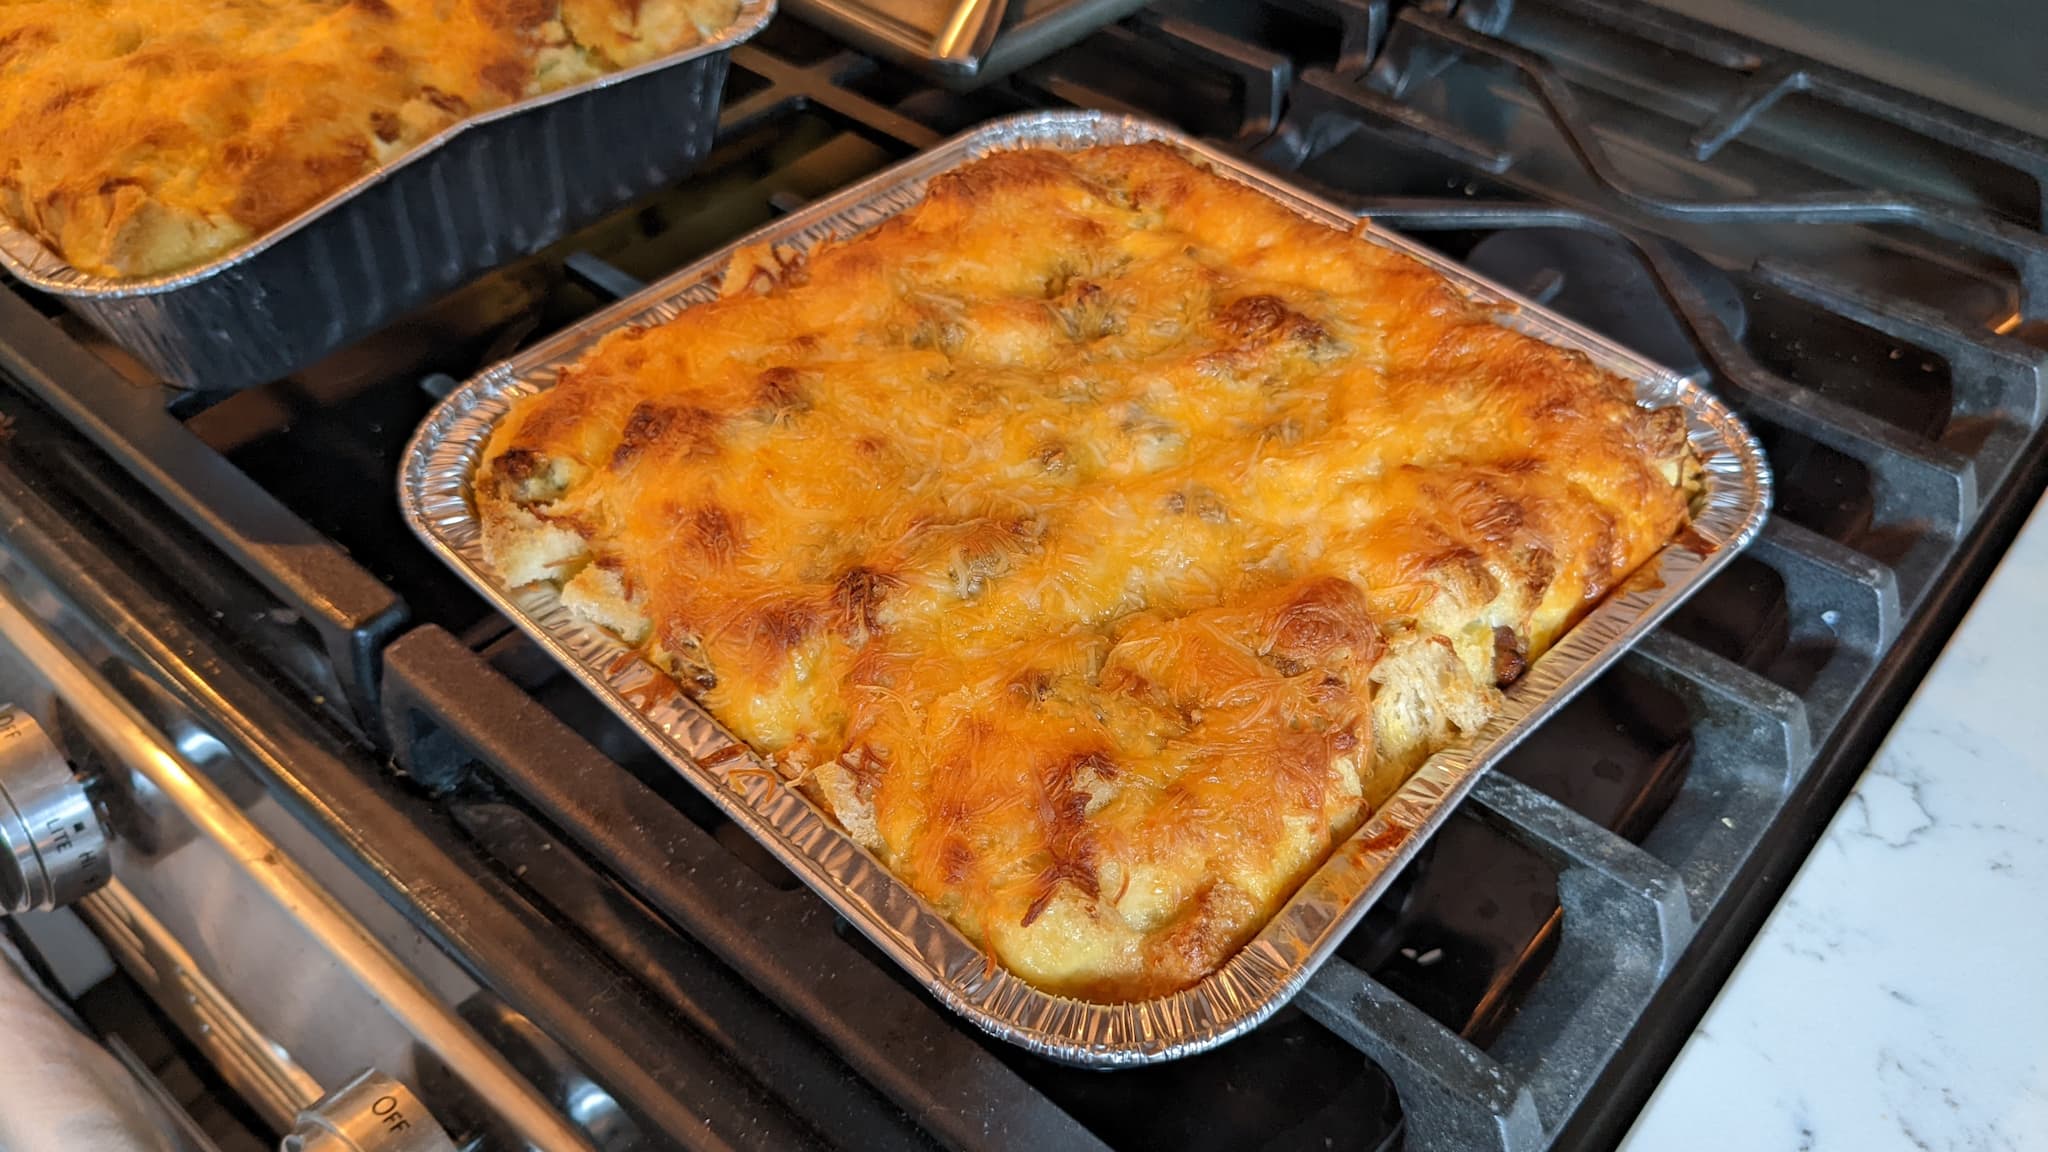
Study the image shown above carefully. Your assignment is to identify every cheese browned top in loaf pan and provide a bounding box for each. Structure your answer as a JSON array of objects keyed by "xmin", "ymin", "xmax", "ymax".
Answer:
[{"xmin": 473, "ymin": 141, "xmax": 1699, "ymax": 1002}]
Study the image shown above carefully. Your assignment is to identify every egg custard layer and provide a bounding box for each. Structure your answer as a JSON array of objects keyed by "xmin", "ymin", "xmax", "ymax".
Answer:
[
  {"xmin": 477, "ymin": 142, "xmax": 1696, "ymax": 1001},
  {"xmin": 0, "ymin": 0, "xmax": 740, "ymax": 278}
]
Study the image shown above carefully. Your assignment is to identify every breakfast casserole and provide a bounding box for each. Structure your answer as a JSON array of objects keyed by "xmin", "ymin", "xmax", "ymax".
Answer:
[
  {"xmin": 0, "ymin": 0, "xmax": 742, "ymax": 279},
  {"xmin": 475, "ymin": 142, "xmax": 1699, "ymax": 1001}
]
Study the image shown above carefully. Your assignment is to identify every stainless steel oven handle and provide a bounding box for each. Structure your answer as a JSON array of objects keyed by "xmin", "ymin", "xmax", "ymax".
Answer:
[{"xmin": 0, "ymin": 585, "xmax": 596, "ymax": 1152}]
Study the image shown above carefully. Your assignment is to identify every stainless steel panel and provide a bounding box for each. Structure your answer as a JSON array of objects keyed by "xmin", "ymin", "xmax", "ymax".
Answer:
[
  {"xmin": 784, "ymin": 0, "xmax": 1147, "ymax": 85},
  {"xmin": 0, "ymin": 576, "xmax": 596, "ymax": 1149}
]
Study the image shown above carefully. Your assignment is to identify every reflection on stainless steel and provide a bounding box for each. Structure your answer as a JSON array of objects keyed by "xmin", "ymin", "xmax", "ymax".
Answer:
[
  {"xmin": 935, "ymin": 0, "xmax": 1006, "ymax": 65},
  {"xmin": 78, "ymin": 664, "xmax": 253, "ymax": 860},
  {"xmin": 282, "ymin": 1070, "xmax": 458, "ymax": 1152},
  {"xmin": 0, "ymin": 705, "xmax": 108, "ymax": 914},
  {"xmin": 400, "ymin": 109, "xmax": 1771, "ymax": 1067},
  {"xmin": 0, "ymin": 586, "xmax": 598, "ymax": 1151},
  {"xmin": 782, "ymin": 0, "xmax": 1141, "ymax": 83},
  {"xmin": 77, "ymin": 879, "xmax": 324, "ymax": 1132}
]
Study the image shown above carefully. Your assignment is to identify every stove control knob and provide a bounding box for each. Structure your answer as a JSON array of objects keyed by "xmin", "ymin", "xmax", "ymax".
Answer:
[
  {"xmin": 283, "ymin": 1070, "xmax": 460, "ymax": 1152},
  {"xmin": 0, "ymin": 704, "xmax": 110, "ymax": 914}
]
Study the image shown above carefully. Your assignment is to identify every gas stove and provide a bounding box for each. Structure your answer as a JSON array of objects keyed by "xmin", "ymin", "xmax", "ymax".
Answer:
[{"xmin": 1, "ymin": 2, "xmax": 2045, "ymax": 1150}]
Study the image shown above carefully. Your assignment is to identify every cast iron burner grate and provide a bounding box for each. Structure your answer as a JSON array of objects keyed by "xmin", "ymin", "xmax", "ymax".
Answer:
[{"xmin": 1, "ymin": 2, "xmax": 2045, "ymax": 1150}]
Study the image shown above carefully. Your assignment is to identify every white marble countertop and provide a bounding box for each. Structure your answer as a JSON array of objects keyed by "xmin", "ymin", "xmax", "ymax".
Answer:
[{"xmin": 1621, "ymin": 490, "xmax": 2048, "ymax": 1151}]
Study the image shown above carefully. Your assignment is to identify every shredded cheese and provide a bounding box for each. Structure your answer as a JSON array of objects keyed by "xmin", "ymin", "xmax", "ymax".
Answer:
[{"xmin": 478, "ymin": 143, "xmax": 1695, "ymax": 1000}]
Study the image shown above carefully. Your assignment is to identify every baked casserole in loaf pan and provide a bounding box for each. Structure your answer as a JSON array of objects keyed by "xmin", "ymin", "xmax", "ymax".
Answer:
[
  {"xmin": 404, "ymin": 111, "xmax": 1769, "ymax": 1061},
  {"xmin": 0, "ymin": 0, "xmax": 773, "ymax": 388}
]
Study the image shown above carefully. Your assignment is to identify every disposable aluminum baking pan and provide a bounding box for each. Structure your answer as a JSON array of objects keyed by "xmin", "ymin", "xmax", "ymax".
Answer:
[
  {"xmin": 0, "ymin": 0, "xmax": 774, "ymax": 393},
  {"xmin": 400, "ymin": 109, "xmax": 1771, "ymax": 1066}
]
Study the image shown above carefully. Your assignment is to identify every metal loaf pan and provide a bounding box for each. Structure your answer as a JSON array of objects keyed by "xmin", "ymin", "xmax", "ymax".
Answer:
[
  {"xmin": 400, "ymin": 110, "xmax": 1771, "ymax": 1066},
  {"xmin": 0, "ymin": 0, "xmax": 774, "ymax": 393}
]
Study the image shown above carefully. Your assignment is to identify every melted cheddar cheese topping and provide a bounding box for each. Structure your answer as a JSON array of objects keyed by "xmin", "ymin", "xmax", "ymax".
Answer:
[
  {"xmin": 477, "ymin": 143, "xmax": 1696, "ymax": 1001},
  {"xmin": 0, "ymin": 0, "xmax": 740, "ymax": 278}
]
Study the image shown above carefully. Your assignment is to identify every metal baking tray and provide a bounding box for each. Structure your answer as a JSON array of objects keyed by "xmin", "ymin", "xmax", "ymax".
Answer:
[
  {"xmin": 784, "ymin": 0, "xmax": 1149, "ymax": 86},
  {"xmin": 0, "ymin": 0, "xmax": 774, "ymax": 393},
  {"xmin": 400, "ymin": 109, "xmax": 1771, "ymax": 1066}
]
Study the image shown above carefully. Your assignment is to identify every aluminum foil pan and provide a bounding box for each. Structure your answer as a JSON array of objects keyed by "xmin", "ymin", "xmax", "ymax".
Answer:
[
  {"xmin": 400, "ymin": 109, "xmax": 1771, "ymax": 1066},
  {"xmin": 0, "ymin": 0, "xmax": 774, "ymax": 393}
]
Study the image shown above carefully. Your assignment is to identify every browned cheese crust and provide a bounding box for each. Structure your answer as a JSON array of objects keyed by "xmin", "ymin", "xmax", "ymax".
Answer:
[
  {"xmin": 0, "ymin": 0, "xmax": 741, "ymax": 277},
  {"xmin": 475, "ymin": 143, "xmax": 1698, "ymax": 1000}
]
